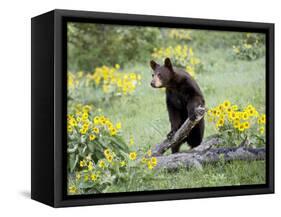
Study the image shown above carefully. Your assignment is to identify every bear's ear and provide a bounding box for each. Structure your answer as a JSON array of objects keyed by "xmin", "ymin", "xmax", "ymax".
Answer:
[
  {"xmin": 150, "ymin": 60, "xmax": 159, "ymax": 70},
  {"xmin": 164, "ymin": 57, "xmax": 173, "ymax": 71}
]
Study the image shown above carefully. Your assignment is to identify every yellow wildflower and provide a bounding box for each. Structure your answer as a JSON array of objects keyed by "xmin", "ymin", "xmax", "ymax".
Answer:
[
  {"xmin": 116, "ymin": 122, "xmax": 122, "ymax": 130},
  {"xmin": 151, "ymin": 157, "xmax": 157, "ymax": 166},
  {"xmin": 233, "ymin": 120, "xmax": 240, "ymax": 129},
  {"xmin": 79, "ymin": 128, "xmax": 87, "ymax": 135},
  {"xmin": 88, "ymin": 161, "xmax": 94, "ymax": 171},
  {"xmin": 82, "ymin": 105, "xmax": 91, "ymax": 113},
  {"xmin": 243, "ymin": 122, "xmax": 250, "ymax": 129},
  {"xmin": 67, "ymin": 126, "xmax": 73, "ymax": 133},
  {"xmin": 259, "ymin": 114, "xmax": 266, "ymax": 124},
  {"xmin": 69, "ymin": 185, "xmax": 77, "ymax": 193},
  {"xmin": 109, "ymin": 127, "xmax": 117, "ymax": 136},
  {"xmin": 89, "ymin": 134, "xmax": 96, "ymax": 141},
  {"xmin": 93, "ymin": 116, "xmax": 100, "ymax": 125},
  {"xmin": 92, "ymin": 127, "xmax": 99, "ymax": 134},
  {"xmin": 91, "ymin": 174, "xmax": 97, "ymax": 181},
  {"xmin": 79, "ymin": 160, "xmax": 86, "ymax": 167},
  {"xmin": 259, "ymin": 126, "xmax": 265, "ymax": 134},
  {"xmin": 147, "ymin": 161, "xmax": 154, "ymax": 170},
  {"xmin": 141, "ymin": 157, "xmax": 147, "ymax": 164},
  {"xmin": 232, "ymin": 105, "xmax": 238, "ymax": 111},
  {"xmin": 82, "ymin": 112, "xmax": 89, "ymax": 121},
  {"xmin": 98, "ymin": 160, "xmax": 105, "ymax": 169},
  {"xmin": 129, "ymin": 152, "xmax": 137, "ymax": 160},
  {"xmin": 238, "ymin": 124, "xmax": 245, "ymax": 132},
  {"xmin": 76, "ymin": 172, "xmax": 81, "ymax": 180},
  {"xmin": 104, "ymin": 149, "xmax": 111, "ymax": 157},
  {"xmin": 216, "ymin": 118, "xmax": 224, "ymax": 127},
  {"xmin": 106, "ymin": 154, "xmax": 113, "ymax": 163},
  {"xmin": 223, "ymin": 100, "xmax": 231, "ymax": 108},
  {"xmin": 242, "ymin": 112, "xmax": 249, "ymax": 120}
]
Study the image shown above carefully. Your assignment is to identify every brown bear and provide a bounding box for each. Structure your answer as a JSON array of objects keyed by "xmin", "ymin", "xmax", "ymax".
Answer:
[{"xmin": 150, "ymin": 57, "xmax": 205, "ymax": 153}]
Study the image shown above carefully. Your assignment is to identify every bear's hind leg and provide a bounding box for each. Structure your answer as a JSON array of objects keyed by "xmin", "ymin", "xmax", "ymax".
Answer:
[
  {"xmin": 186, "ymin": 118, "xmax": 204, "ymax": 148},
  {"xmin": 171, "ymin": 144, "xmax": 181, "ymax": 153}
]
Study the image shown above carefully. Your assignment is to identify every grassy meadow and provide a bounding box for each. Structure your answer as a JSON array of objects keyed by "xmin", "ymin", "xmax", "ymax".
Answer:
[{"xmin": 67, "ymin": 25, "xmax": 266, "ymax": 195}]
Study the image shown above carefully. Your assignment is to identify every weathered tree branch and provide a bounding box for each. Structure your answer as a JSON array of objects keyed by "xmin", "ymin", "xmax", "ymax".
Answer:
[
  {"xmin": 155, "ymin": 146, "xmax": 265, "ymax": 170},
  {"xmin": 152, "ymin": 105, "xmax": 206, "ymax": 156}
]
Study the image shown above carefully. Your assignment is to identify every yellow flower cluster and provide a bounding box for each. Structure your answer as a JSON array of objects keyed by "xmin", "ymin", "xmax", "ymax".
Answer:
[
  {"xmin": 104, "ymin": 148, "xmax": 115, "ymax": 163},
  {"xmin": 77, "ymin": 158, "xmax": 100, "ymax": 184},
  {"xmin": 232, "ymin": 33, "xmax": 265, "ymax": 60},
  {"xmin": 233, "ymin": 44, "xmax": 253, "ymax": 54},
  {"xmin": 140, "ymin": 149, "xmax": 157, "ymax": 170},
  {"xmin": 67, "ymin": 104, "xmax": 121, "ymax": 137},
  {"xmin": 151, "ymin": 45, "xmax": 201, "ymax": 77},
  {"xmin": 141, "ymin": 157, "xmax": 157, "ymax": 170},
  {"xmin": 68, "ymin": 65, "xmax": 141, "ymax": 96},
  {"xmin": 129, "ymin": 152, "xmax": 137, "ymax": 160},
  {"xmin": 207, "ymin": 101, "xmax": 266, "ymax": 134},
  {"xmin": 87, "ymin": 64, "xmax": 141, "ymax": 95},
  {"xmin": 168, "ymin": 29, "xmax": 192, "ymax": 41},
  {"xmin": 68, "ymin": 149, "xmax": 158, "ymax": 194},
  {"xmin": 68, "ymin": 185, "xmax": 77, "ymax": 193}
]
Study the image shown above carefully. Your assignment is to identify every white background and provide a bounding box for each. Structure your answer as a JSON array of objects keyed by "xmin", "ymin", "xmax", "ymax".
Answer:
[{"xmin": 0, "ymin": 0, "xmax": 279, "ymax": 216}]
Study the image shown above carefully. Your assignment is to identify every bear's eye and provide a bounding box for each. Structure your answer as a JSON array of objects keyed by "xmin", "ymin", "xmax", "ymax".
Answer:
[{"xmin": 152, "ymin": 73, "xmax": 155, "ymax": 77}]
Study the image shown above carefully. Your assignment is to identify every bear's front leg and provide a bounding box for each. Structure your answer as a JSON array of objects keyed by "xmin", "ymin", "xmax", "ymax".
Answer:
[
  {"xmin": 186, "ymin": 97, "xmax": 205, "ymax": 121},
  {"xmin": 167, "ymin": 130, "xmax": 176, "ymax": 140},
  {"xmin": 166, "ymin": 103, "xmax": 183, "ymax": 140}
]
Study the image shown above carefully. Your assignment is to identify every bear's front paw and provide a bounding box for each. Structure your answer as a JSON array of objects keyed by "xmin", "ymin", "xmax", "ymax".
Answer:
[
  {"xmin": 167, "ymin": 131, "xmax": 175, "ymax": 140},
  {"xmin": 189, "ymin": 113, "xmax": 197, "ymax": 121}
]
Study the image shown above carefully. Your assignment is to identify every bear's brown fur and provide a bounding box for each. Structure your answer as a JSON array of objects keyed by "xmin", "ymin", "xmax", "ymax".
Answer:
[{"xmin": 150, "ymin": 58, "xmax": 205, "ymax": 153}]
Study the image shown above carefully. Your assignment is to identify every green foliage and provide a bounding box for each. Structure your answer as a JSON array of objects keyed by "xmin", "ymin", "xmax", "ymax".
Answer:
[
  {"xmin": 68, "ymin": 23, "xmax": 161, "ymax": 71},
  {"xmin": 207, "ymin": 102, "xmax": 266, "ymax": 147},
  {"xmin": 68, "ymin": 149, "xmax": 158, "ymax": 194},
  {"xmin": 104, "ymin": 160, "xmax": 265, "ymax": 192},
  {"xmin": 151, "ymin": 44, "xmax": 203, "ymax": 77},
  {"xmin": 232, "ymin": 33, "xmax": 265, "ymax": 60},
  {"xmin": 68, "ymin": 66, "xmax": 142, "ymax": 105},
  {"xmin": 67, "ymin": 104, "xmax": 129, "ymax": 172}
]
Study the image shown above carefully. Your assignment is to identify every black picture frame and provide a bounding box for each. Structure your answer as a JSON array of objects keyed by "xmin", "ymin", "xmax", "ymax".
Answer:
[{"xmin": 31, "ymin": 9, "xmax": 274, "ymax": 207}]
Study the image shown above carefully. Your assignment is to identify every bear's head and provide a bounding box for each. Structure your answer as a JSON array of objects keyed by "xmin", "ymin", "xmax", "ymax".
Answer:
[{"xmin": 150, "ymin": 57, "xmax": 174, "ymax": 88}]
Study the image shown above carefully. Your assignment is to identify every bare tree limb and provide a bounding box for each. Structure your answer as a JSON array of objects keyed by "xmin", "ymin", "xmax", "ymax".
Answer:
[{"xmin": 152, "ymin": 105, "xmax": 206, "ymax": 156}]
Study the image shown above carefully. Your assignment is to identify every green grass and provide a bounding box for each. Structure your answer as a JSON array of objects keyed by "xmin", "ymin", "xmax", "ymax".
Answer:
[
  {"xmin": 105, "ymin": 161, "xmax": 265, "ymax": 193},
  {"xmin": 69, "ymin": 46, "xmax": 266, "ymax": 192}
]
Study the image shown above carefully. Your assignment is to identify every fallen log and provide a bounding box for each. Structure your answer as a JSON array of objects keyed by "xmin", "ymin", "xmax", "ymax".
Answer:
[{"xmin": 155, "ymin": 146, "xmax": 266, "ymax": 170}]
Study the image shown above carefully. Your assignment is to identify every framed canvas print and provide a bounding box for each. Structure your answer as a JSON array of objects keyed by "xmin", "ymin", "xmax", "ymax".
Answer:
[{"xmin": 31, "ymin": 9, "xmax": 274, "ymax": 207}]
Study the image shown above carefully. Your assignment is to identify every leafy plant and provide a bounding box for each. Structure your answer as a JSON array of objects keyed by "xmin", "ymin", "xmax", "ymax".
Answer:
[
  {"xmin": 167, "ymin": 29, "xmax": 192, "ymax": 41},
  {"xmin": 68, "ymin": 65, "xmax": 142, "ymax": 103},
  {"xmin": 67, "ymin": 104, "xmax": 129, "ymax": 172},
  {"xmin": 151, "ymin": 44, "xmax": 203, "ymax": 77},
  {"xmin": 68, "ymin": 23, "xmax": 162, "ymax": 71},
  {"xmin": 68, "ymin": 148, "xmax": 158, "ymax": 194},
  {"xmin": 207, "ymin": 100, "xmax": 266, "ymax": 147},
  {"xmin": 232, "ymin": 33, "xmax": 265, "ymax": 60}
]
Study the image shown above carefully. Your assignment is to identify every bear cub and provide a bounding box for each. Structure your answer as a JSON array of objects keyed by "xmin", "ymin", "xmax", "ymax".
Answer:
[{"xmin": 150, "ymin": 57, "xmax": 205, "ymax": 153}]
